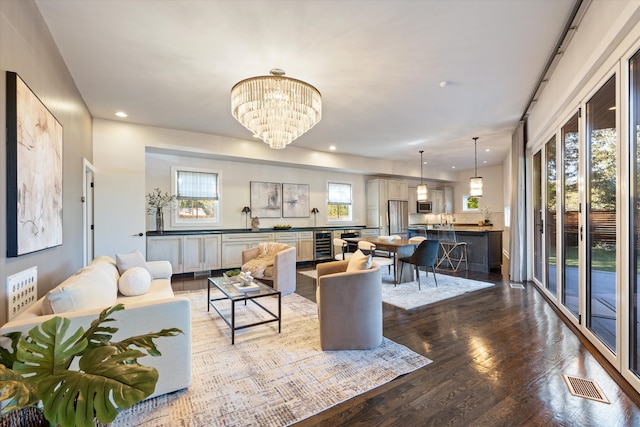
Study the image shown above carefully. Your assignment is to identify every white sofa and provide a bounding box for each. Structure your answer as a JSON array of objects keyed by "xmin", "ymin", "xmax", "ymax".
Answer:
[{"xmin": 0, "ymin": 255, "xmax": 192, "ymax": 399}]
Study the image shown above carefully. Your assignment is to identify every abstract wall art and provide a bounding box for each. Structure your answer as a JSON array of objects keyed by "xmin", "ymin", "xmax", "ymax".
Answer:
[{"xmin": 6, "ymin": 71, "xmax": 63, "ymax": 257}]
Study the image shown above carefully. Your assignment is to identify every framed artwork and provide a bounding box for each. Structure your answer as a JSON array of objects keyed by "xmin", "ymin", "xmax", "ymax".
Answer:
[
  {"xmin": 282, "ymin": 183, "xmax": 310, "ymax": 218},
  {"xmin": 250, "ymin": 181, "xmax": 281, "ymax": 218},
  {"xmin": 6, "ymin": 71, "xmax": 63, "ymax": 257}
]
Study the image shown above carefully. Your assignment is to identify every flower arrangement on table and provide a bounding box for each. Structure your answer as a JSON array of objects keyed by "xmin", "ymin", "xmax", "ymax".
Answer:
[{"xmin": 146, "ymin": 188, "xmax": 176, "ymax": 233}]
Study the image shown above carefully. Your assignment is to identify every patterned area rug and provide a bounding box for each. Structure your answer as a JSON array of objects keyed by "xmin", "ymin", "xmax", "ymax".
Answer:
[
  {"xmin": 113, "ymin": 289, "xmax": 431, "ymax": 426},
  {"xmin": 300, "ymin": 269, "xmax": 494, "ymax": 310}
]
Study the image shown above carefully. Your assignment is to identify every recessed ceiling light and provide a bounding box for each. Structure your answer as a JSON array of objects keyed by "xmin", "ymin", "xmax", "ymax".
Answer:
[
  {"xmin": 329, "ymin": 145, "xmax": 336, "ymax": 151},
  {"xmin": 439, "ymin": 81, "xmax": 448, "ymax": 88},
  {"xmin": 115, "ymin": 111, "xmax": 127, "ymax": 118},
  {"xmin": 485, "ymin": 148, "xmax": 490, "ymax": 152},
  {"xmin": 451, "ymin": 166, "xmax": 456, "ymax": 169},
  {"xmin": 483, "ymin": 160, "xmax": 487, "ymax": 163}
]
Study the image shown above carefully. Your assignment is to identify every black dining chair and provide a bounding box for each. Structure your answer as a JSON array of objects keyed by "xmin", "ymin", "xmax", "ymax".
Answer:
[{"xmin": 398, "ymin": 239, "xmax": 440, "ymax": 289}]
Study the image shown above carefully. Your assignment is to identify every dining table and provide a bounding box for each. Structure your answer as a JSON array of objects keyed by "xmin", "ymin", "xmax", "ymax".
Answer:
[{"xmin": 344, "ymin": 236, "xmax": 419, "ymax": 283}]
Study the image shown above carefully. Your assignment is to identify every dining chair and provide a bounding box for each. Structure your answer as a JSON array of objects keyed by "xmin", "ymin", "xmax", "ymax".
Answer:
[
  {"xmin": 357, "ymin": 241, "xmax": 395, "ymax": 278},
  {"xmin": 436, "ymin": 228, "xmax": 468, "ymax": 272},
  {"xmin": 333, "ymin": 238, "xmax": 354, "ymax": 261},
  {"xmin": 398, "ymin": 239, "xmax": 440, "ymax": 289},
  {"xmin": 408, "ymin": 236, "xmax": 427, "ymax": 244}
]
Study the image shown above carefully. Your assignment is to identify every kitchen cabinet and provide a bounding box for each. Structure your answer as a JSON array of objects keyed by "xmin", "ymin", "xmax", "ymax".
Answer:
[
  {"xmin": 298, "ymin": 231, "xmax": 314, "ymax": 261},
  {"xmin": 431, "ymin": 190, "xmax": 444, "ymax": 214},
  {"xmin": 221, "ymin": 232, "xmax": 275, "ymax": 268},
  {"xmin": 183, "ymin": 235, "xmax": 221, "ymax": 272},
  {"xmin": 367, "ymin": 178, "xmax": 408, "ymax": 235},
  {"xmin": 408, "ymin": 187, "xmax": 417, "ymax": 214},
  {"xmin": 147, "ymin": 235, "xmax": 183, "ymax": 274},
  {"xmin": 387, "ymin": 179, "xmax": 408, "ymax": 200},
  {"xmin": 444, "ymin": 186, "xmax": 453, "ymax": 214}
]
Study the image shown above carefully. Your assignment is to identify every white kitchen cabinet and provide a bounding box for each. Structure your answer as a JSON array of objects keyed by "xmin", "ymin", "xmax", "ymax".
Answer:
[
  {"xmin": 147, "ymin": 235, "xmax": 183, "ymax": 274},
  {"xmin": 387, "ymin": 179, "xmax": 408, "ymax": 200},
  {"xmin": 221, "ymin": 233, "xmax": 275, "ymax": 268},
  {"xmin": 276, "ymin": 232, "xmax": 299, "ymax": 260},
  {"xmin": 298, "ymin": 231, "xmax": 314, "ymax": 261},
  {"xmin": 367, "ymin": 178, "xmax": 410, "ymax": 235},
  {"xmin": 408, "ymin": 187, "xmax": 417, "ymax": 214},
  {"xmin": 431, "ymin": 190, "xmax": 444, "ymax": 214},
  {"xmin": 183, "ymin": 235, "xmax": 221, "ymax": 272},
  {"xmin": 444, "ymin": 186, "xmax": 453, "ymax": 214}
]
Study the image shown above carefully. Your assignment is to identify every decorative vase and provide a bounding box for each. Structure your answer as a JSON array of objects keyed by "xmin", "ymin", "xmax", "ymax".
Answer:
[{"xmin": 156, "ymin": 208, "xmax": 164, "ymax": 233}]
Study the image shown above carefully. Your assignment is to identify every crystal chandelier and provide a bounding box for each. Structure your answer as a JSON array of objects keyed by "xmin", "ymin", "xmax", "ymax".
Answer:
[
  {"xmin": 417, "ymin": 150, "xmax": 428, "ymax": 201},
  {"xmin": 469, "ymin": 137, "xmax": 483, "ymax": 197},
  {"xmin": 231, "ymin": 69, "xmax": 322, "ymax": 149}
]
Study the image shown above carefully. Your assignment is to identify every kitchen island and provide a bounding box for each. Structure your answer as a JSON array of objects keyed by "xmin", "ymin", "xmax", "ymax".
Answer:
[{"xmin": 408, "ymin": 225, "xmax": 503, "ymax": 273}]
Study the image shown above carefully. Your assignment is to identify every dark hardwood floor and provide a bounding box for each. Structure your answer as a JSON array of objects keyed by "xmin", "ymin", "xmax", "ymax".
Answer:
[
  {"xmin": 292, "ymin": 266, "xmax": 640, "ymax": 427},
  {"xmin": 173, "ymin": 265, "xmax": 640, "ymax": 426}
]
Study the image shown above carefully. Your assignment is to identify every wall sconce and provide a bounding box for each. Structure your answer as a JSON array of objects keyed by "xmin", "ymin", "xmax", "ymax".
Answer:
[
  {"xmin": 311, "ymin": 208, "xmax": 319, "ymax": 228},
  {"xmin": 242, "ymin": 206, "xmax": 251, "ymax": 229}
]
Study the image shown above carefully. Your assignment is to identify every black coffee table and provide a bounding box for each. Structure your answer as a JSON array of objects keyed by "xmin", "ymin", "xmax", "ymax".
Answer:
[{"xmin": 207, "ymin": 277, "xmax": 281, "ymax": 344}]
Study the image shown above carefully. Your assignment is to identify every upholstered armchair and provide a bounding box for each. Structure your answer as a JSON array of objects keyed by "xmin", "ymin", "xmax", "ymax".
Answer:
[
  {"xmin": 242, "ymin": 242, "xmax": 297, "ymax": 295},
  {"xmin": 316, "ymin": 259, "xmax": 382, "ymax": 350}
]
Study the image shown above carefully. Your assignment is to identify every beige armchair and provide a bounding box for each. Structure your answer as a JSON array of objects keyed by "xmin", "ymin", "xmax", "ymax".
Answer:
[
  {"xmin": 241, "ymin": 242, "xmax": 297, "ymax": 295},
  {"xmin": 316, "ymin": 260, "xmax": 382, "ymax": 350}
]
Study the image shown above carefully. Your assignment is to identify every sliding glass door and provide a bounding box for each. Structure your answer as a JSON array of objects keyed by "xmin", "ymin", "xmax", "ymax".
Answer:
[
  {"xmin": 533, "ymin": 151, "xmax": 543, "ymax": 283},
  {"xmin": 585, "ymin": 76, "xmax": 617, "ymax": 352},
  {"xmin": 561, "ymin": 113, "xmax": 580, "ymax": 318},
  {"xmin": 545, "ymin": 137, "xmax": 558, "ymax": 295},
  {"xmin": 630, "ymin": 50, "xmax": 640, "ymax": 374}
]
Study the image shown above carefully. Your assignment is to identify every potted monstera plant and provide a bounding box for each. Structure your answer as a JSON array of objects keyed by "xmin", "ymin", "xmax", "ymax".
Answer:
[{"xmin": 0, "ymin": 304, "xmax": 181, "ymax": 427}]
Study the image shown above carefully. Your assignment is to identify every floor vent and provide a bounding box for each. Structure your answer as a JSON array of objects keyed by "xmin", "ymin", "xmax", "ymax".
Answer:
[
  {"xmin": 509, "ymin": 282, "xmax": 525, "ymax": 289},
  {"xmin": 562, "ymin": 374, "xmax": 610, "ymax": 403}
]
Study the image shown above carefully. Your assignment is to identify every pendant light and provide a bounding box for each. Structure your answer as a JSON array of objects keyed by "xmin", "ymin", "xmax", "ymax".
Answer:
[
  {"xmin": 417, "ymin": 150, "xmax": 428, "ymax": 202},
  {"xmin": 469, "ymin": 137, "xmax": 483, "ymax": 197}
]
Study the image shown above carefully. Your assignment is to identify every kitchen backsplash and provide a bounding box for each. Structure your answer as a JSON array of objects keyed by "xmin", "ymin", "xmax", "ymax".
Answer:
[{"xmin": 409, "ymin": 211, "xmax": 506, "ymax": 229}]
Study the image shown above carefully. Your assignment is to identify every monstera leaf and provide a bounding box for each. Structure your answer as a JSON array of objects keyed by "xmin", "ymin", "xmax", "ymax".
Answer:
[
  {"xmin": 2, "ymin": 306, "xmax": 178, "ymax": 427},
  {"xmin": 0, "ymin": 364, "xmax": 39, "ymax": 412},
  {"xmin": 37, "ymin": 346, "xmax": 158, "ymax": 427}
]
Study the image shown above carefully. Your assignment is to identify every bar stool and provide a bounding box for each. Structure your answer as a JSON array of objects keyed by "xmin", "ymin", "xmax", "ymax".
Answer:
[{"xmin": 436, "ymin": 228, "xmax": 468, "ymax": 271}]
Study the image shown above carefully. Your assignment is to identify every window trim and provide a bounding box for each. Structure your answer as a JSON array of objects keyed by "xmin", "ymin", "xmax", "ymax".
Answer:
[
  {"xmin": 462, "ymin": 195, "xmax": 479, "ymax": 212},
  {"xmin": 170, "ymin": 166, "xmax": 222, "ymax": 227},
  {"xmin": 326, "ymin": 181, "xmax": 353, "ymax": 222}
]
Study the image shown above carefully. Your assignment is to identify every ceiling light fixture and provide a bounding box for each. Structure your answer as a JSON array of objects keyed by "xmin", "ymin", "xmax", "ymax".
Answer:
[
  {"xmin": 417, "ymin": 150, "xmax": 428, "ymax": 202},
  {"xmin": 470, "ymin": 137, "xmax": 483, "ymax": 197},
  {"xmin": 231, "ymin": 68, "xmax": 322, "ymax": 150}
]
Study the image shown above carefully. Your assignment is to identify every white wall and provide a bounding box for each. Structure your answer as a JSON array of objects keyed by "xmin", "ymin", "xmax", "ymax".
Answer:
[
  {"xmin": 145, "ymin": 151, "xmax": 367, "ymax": 231},
  {"xmin": 0, "ymin": 0, "xmax": 93, "ymax": 325}
]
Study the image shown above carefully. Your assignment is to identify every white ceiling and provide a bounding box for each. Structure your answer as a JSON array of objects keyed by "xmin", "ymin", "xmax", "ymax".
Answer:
[{"xmin": 35, "ymin": 0, "xmax": 576, "ymax": 173}]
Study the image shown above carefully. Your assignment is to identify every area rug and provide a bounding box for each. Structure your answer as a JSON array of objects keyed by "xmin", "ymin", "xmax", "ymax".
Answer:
[
  {"xmin": 299, "ymin": 269, "xmax": 494, "ymax": 310},
  {"xmin": 113, "ymin": 288, "xmax": 431, "ymax": 426}
]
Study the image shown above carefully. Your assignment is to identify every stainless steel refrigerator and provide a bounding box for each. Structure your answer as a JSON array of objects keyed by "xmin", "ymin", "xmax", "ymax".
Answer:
[{"xmin": 388, "ymin": 200, "xmax": 409, "ymax": 236}]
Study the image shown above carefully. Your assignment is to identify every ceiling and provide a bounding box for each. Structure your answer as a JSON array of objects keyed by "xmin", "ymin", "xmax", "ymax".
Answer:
[{"xmin": 34, "ymin": 0, "xmax": 577, "ymax": 173}]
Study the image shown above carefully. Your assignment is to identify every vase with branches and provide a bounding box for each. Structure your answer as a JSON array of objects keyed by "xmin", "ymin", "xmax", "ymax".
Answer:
[{"xmin": 146, "ymin": 188, "xmax": 176, "ymax": 233}]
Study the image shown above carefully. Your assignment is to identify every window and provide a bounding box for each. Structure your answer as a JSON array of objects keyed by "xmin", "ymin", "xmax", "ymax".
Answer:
[
  {"xmin": 327, "ymin": 182, "xmax": 352, "ymax": 221},
  {"xmin": 462, "ymin": 195, "xmax": 479, "ymax": 211},
  {"xmin": 172, "ymin": 166, "xmax": 220, "ymax": 225}
]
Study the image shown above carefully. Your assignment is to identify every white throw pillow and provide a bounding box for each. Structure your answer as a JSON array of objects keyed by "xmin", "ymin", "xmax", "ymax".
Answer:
[
  {"xmin": 115, "ymin": 249, "xmax": 149, "ymax": 275},
  {"xmin": 43, "ymin": 267, "xmax": 118, "ymax": 314},
  {"xmin": 346, "ymin": 249, "xmax": 372, "ymax": 272},
  {"xmin": 118, "ymin": 267, "xmax": 152, "ymax": 296}
]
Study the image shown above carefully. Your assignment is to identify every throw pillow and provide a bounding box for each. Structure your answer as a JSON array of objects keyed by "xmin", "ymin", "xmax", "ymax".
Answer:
[
  {"xmin": 115, "ymin": 249, "xmax": 149, "ymax": 275},
  {"xmin": 42, "ymin": 267, "xmax": 117, "ymax": 314},
  {"xmin": 346, "ymin": 249, "xmax": 372, "ymax": 272},
  {"xmin": 118, "ymin": 267, "xmax": 152, "ymax": 296}
]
